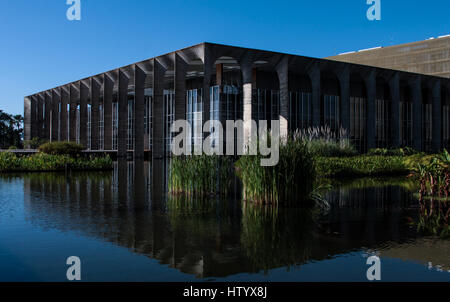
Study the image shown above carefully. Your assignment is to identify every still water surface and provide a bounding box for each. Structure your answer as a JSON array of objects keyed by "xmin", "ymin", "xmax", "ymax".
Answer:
[{"xmin": 0, "ymin": 160, "xmax": 449, "ymax": 281}]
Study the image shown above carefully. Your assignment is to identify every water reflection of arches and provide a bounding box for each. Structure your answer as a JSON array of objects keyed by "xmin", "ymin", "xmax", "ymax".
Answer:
[{"xmin": 21, "ymin": 167, "xmax": 435, "ymax": 279}]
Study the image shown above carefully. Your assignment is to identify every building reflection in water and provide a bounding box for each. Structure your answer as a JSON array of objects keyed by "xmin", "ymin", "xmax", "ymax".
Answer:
[{"xmin": 22, "ymin": 163, "xmax": 447, "ymax": 278}]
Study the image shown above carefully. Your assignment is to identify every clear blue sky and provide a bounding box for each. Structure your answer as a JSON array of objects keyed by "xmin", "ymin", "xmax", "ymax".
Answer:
[{"xmin": 0, "ymin": 0, "xmax": 448, "ymax": 115}]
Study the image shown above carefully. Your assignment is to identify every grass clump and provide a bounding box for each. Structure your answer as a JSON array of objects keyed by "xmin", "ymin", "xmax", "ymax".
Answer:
[
  {"xmin": 235, "ymin": 136, "xmax": 317, "ymax": 205},
  {"xmin": 316, "ymin": 155, "xmax": 410, "ymax": 177},
  {"xmin": 38, "ymin": 141, "xmax": 84, "ymax": 156},
  {"xmin": 0, "ymin": 152, "xmax": 112, "ymax": 172},
  {"xmin": 169, "ymin": 154, "xmax": 233, "ymax": 196},
  {"xmin": 297, "ymin": 126, "xmax": 358, "ymax": 157},
  {"xmin": 367, "ymin": 147, "xmax": 419, "ymax": 157}
]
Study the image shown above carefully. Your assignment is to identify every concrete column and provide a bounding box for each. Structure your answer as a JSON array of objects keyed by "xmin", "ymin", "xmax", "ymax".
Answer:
[
  {"xmin": 338, "ymin": 67, "xmax": 350, "ymax": 133},
  {"xmin": 37, "ymin": 94, "xmax": 44, "ymax": 139},
  {"xmin": 60, "ymin": 87, "xmax": 69, "ymax": 141},
  {"xmin": 24, "ymin": 97, "xmax": 32, "ymax": 143},
  {"xmin": 51, "ymin": 90, "xmax": 60, "ymax": 142},
  {"xmin": 44, "ymin": 92, "xmax": 51, "ymax": 140},
  {"xmin": 90, "ymin": 78, "xmax": 100, "ymax": 150},
  {"xmin": 175, "ymin": 54, "xmax": 187, "ymax": 122},
  {"xmin": 134, "ymin": 65, "xmax": 146, "ymax": 159},
  {"xmin": 174, "ymin": 54, "xmax": 187, "ymax": 154},
  {"xmin": 309, "ymin": 65, "xmax": 321, "ymax": 127},
  {"xmin": 242, "ymin": 61, "xmax": 254, "ymax": 150},
  {"xmin": 30, "ymin": 95, "xmax": 38, "ymax": 140},
  {"xmin": 79, "ymin": 82, "xmax": 89, "ymax": 148},
  {"xmin": 412, "ymin": 76, "xmax": 423, "ymax": 151},
  {"xmin": 152, "ymin": 59, "xmax": 166, "ymax": 159},
  {"xmin": 69, "ymin": 84, "xmax": 78, "ymax": 142},
  {"xmin": 118, "ymin": 70, "xmax": 129, "ymax": 158},
  {"xmin": 432, "ymin": 80, "xmax": 442, "ymax": 152},
  {"xmin": 366, "ymin": 70, "xmax": 376, "ymax": 151},
  {"xmin": 389, "ymin": 73, "xmax": 401, "ymax": 148},
  {"xmin": 276, "ymin": 56, "xmax": 289, "ymax": 138},
  {"xmin": 103, "ymin": 74, "xmax": 114, "ymax": 150}
]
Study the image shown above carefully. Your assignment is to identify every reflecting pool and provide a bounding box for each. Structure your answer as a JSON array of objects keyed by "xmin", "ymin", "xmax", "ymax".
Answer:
[{"xmin": 0, "ymin": 160, "xmax": 449, "ymax": 281}]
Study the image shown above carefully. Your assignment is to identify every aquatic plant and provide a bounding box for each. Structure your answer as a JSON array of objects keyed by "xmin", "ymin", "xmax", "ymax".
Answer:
[
  {"xmin": 316, "ymin": 155, "xmax": 410, "ymax": 178},
  {"xmin": 169, "ymin": 154, "xmax": 234, "ymax": 196},
  {"xmin": 296, "ymin": 126, "xmax": 358, "ymax": 157},
  {"xmin": 414, "ymin": 149, "xmax": 450, "ymax": 199},
  {"xmin": 0, "ymin": 152, "xmax": 113, "ymax": 172},
  {"xmin": 235, "ymin": 135, "xmax": 317, "ymax": 205}
]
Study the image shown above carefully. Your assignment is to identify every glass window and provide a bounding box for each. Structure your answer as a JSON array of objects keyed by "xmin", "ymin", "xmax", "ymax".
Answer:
[
  {"xmin": 350, "ymin": 97, "xmax": 366, "ymax": 153},
  {"xmin": 375, "ymin": 99, "xmax": 391, "ymax": 148},
  {"xmin": 422, "ymin": 103, "xmax": 432, "ymax": 152},
  {"xmin": 399, "ymin": 101, "xmax": 413, "ymax": 147},
  {"xmin": 289, "ymin": 91, "xmax": 312, "ymax": 131}
]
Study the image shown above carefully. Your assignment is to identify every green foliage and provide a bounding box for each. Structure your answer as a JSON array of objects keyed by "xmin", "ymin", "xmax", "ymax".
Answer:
[
  {"xmin": 8, "ymin": 146, "xmax": 17, "ymax": 150},
  {"xmin": 413, "ymin": 149, "xmax": 450, "ymax": 199},
  {"xmin": 0, "ymin": 152, "xmax": 112, "ymax": 172},
  {"xmin": 235, "ymin": 136, "xmax": 317, "ymax": 205},
  {"xmin": 169, "ymin": 155, "xmax": 234, "ymax": 196},
  {"xmin": 0, "ymin": 111, "xmax": 23, "ymax": 149},
  {"xmin": 24, "ymin": 137, "xmax": 48, "ymax": 149},
  {"xmin": 367, "ymin": 147, "xmax": 419, "ymax": 157},
  {"xmin": 296, "ymin": 126, "xmax": 358, "ymax": 157},
  {"xmin": 38, "ymin": 142, "xmax": 84, "ymax": 156},
  {"xmin": 316, "ymin": 155, "xmax": 410, "ymax": 177},
  {"xmin": 304, "ymin": 139, "xmax": 358, "ymax": 157}
]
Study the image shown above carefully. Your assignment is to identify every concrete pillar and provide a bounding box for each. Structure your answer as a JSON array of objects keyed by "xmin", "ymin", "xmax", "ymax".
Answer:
[
  {"xmin": 37, "ymin": 94, "xmax": 44, "ymax": 139},
  {"xmin": 44, "ymin": 92, "xmax": 51, "ymax": 140},
  {"xmin": 338, "ymin": 67, "xmax": 350, "ymax": 133},
  {"xmin": 90, "ymin": 78, "xmax": 100, "ymax": 150},
  {"xmin": 174, "ymin": 54, "xmax": 187, "ymax": 154},
  {"xmin": 152, "ymin": 59, "xmax": 166, "ymax": 159},
  {"xmin": 30, "ymin": 95, "xmax": 38, "ymax": 140},
  {"xmin": 51, "ymin": 90, "xmax": 60, "ymax": 142},
  {"xmin": 366, "ymin": 70, "xmax": 376, "ymax": 151},
  {"xmin": 79, "ymin": 81, "xmax": 89, "ymax": 148},
  {"xmin": 309, "ymin": 65, "xmax": 321, "ymax": 127},
  {"xmin": 432, "ymin": 80, "xmax": 442, "ymax": 152},
  {"xmin": 134, "ymin": 65, "xmax": 146, "ymax": 159},
  {"xmin": 69, "ymin": 84, "xmax": 78, "ymax": 142},
  {"xmin": 175, "ymin": 54, "xmax": 187, "ymax": 122},
  {"xmin": 118, "ymin": 70, "xmax": 129, "ymax": 158},
  {"xmin": 412, "ymin": 76, "xmax": 423, "ymax": 151},
  {"xmin": 103, "ymin": 74, "xmax": 114, "ymax": 150},
  {"xmin": 276, "ymin": 56, "xmax": 289, "ymax": 138},
  {"xmin": 24, "ymin": 97, "xmax": 32, "ymax": 143},
  {"xmin": 389, "ymin": 73, "xmax": 401, "ymax": 148},
  {"xmin": 242, "ymin": 61, "xmax": 254, "ymax": 150},
  {"xmin": 60, "ymin": 87, "xmax": 69, "ymax": 141},
  {"xmin": 202, "ymin": 48, "xmax": 214, "ymax": 138}
]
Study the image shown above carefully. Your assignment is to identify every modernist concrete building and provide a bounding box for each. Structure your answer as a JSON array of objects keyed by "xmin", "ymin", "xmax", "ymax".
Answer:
[
  {"xmin": 24, "ymin": 42, "xmax": 450, "ymax": 159},
  {"xmin": 328, "ymin": 35, "xmax": 450, "ymax": 78}
]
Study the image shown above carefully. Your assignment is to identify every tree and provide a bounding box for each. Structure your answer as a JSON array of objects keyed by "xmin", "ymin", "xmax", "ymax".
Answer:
[{"xmin": 0, "ymin": 110, "xmax": 23, "ymax": 149}]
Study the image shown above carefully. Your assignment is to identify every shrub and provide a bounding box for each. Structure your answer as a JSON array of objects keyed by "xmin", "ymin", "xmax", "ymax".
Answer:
[
  {"xmin": 8, "ymin": 146, "xmax": 17, "ymax": 150},
  {"xmin": 367, "ymin": 147, "xmax": 420, "ymax": 157},
  {"xmin": 24, "ymin": 137, "xmax": 48, "ymax": 149},
  {"xmin": 316, "ymin": 155, "xmax": 410, "ymax": 177},
  {"xmin": 0, "ymin": 152, "xmax": 112, "ymax": 172},
  {"xmin": 38, "ymin": 142, "xmax": 84, "ymax": 156}
]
